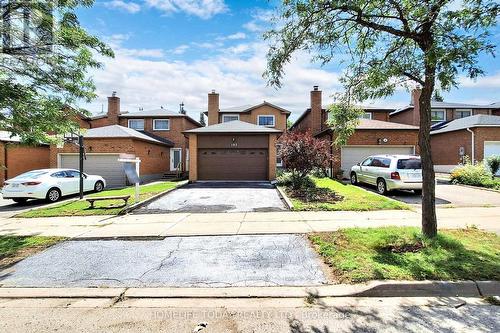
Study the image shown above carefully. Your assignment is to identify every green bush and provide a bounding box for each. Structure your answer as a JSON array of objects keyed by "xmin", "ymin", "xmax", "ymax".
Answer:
[
  {"xmin": 277, "ymin": 172, "xmax": 315, "ymax": 189},
  {"xmin": 486, "ymin": 155, "xmax": 500, "ymax": 178},
  {"xmin": 450, "ymin": 160, "xmax": 499, "ymax": 189}
]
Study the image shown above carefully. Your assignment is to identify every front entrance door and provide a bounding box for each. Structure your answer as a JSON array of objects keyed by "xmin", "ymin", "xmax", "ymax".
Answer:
[{"xmin": 170, "ymin": 148, "xmax": 182, "ymax": 171}]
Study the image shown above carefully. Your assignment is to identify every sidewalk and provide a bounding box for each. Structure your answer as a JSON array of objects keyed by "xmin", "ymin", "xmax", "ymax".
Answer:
[{"xmin": 0, "ymin": 206, "xmax": 498, "ymax": 238}]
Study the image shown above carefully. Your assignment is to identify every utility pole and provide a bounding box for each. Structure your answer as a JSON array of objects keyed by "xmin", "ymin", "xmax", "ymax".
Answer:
[{"xmin": 78, "ymin": 134, "xmax": 84, "ymax": 199}]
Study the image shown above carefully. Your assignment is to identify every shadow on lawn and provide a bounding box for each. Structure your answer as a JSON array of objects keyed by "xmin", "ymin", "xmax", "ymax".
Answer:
[{"xmin": 371, "ymin": 232, "xmax": 500, "ymax": 281}]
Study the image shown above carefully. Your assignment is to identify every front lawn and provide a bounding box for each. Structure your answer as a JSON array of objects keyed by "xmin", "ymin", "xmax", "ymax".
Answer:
[
  {"xmin": 0, "ymin": 235, "xmax": 63, "ymax": 268},
  {"xmin": 284, "ymin": 177, "xmax": 409, "ymax": 211},
  {"xmin": 16, "ymin": 181, "xmax": 183, "ymax": 218},
  {"xmin": 309, "ymin": 227, "xmax": 500, "ymax": 283}
]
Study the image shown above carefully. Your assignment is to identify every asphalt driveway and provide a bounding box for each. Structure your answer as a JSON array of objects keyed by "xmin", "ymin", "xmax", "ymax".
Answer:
[
  {"xmin": 357, "ymin": 182, "xmax": 500, "ymax": 207},
  {"xmin": 0, "ymin": 235, "xmax": 327, "ymax": 287},
  {"xmin": 138, "ymin": 181, "xmax": 287, "ymax": 213}
]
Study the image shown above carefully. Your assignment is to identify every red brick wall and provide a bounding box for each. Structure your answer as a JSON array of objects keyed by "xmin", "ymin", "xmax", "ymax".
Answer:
[
  {"xmin": 89, "ymin": 117, "xmax": 112, "ymax": 128},
  {"xmin": 475, "ymin": 127, "xmax": 500, "ymax": 162},
  {"xmin": 0, "ymin": 144, "xmax": 50, "ymax": 186},
  {"xmin": 50, "ymin": 138, "xmax": 170, "ymax": 176},
  {"xmin": 291, "ymin": 112, "xmax": 312, "ymax": 132},
  {"xmin": 372, "ymin": 112, "xmax": 389, "ymax": 122},
  {"xmin": 390, "ymin": 109, "xmax": 416, "ymax": 125}
]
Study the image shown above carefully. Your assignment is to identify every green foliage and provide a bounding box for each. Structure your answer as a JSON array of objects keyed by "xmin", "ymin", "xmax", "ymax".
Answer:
[
  {"xmin": 199, "ymin": 112, "xmax": 206, "ymax": 126},
  {"xmin": 0, "ymin": 1, "xmax": 114, "ymax": 144},
  {"xmin": 450, "ymin": 159, "xmax": 499, "ymax": 189},
  {"xmin": 326, "ymin": 101, "xmax": 364, "ymax": 146},
  {"xmin": 0, "ymin": 235, "xmax": 63, "ymax": 259},
  {"xmin": 486, "ymin": 155, "xmax": 500, "ymax": 178},
  {"xmin": 310, "ymin": 227, "xmax": 500, "ymax": 282}
]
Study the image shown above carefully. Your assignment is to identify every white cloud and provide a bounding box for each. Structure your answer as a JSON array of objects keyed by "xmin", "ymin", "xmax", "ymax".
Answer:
[
  {"xmin": 216, "ymin": 32, "xmax": 246, "ymax": 41},
  {"xmin": 86, "ymin": 41, "xmax": 342, "ymax": 121},
  {"xmin": 243, "ymin": 9, "xmax": 274, "ymax": 32},
  {"xmin": 171, "ymin": 44, "xmax": 189, "ymax": 55},
  {"xmin": 145, "ymin": 0, "xmax": 228, "ymax": 19},
  {"xmin": 104, "ymin": 1, "xmax": 141, "ymax": 13},
  {"xmin": 121, "ymin": 48, "xmax": 165, "ymax": 58},
  {"xmin": 458, "ymin": 72, "xmax": 500, "ymax": 88}
]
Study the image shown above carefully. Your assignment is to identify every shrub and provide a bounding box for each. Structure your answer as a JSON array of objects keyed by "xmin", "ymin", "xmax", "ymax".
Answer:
[
  {"xmin": 486, "ymin": 155, "xmax": 500, "ymax": 178},
  {"xmin": 450, "ymin": 161, "xmax": 499, "ymax": 189}
]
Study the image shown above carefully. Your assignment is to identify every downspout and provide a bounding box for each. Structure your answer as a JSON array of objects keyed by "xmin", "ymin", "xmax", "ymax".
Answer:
[{"xmin": 466, "ymin": 128, "xmax": 475, "ymax": 163}]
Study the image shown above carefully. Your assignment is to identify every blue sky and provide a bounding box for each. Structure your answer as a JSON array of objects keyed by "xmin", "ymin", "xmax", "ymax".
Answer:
[{"xmin": 79, "ymin": 1, "xmax": 500, "ymax": 121}]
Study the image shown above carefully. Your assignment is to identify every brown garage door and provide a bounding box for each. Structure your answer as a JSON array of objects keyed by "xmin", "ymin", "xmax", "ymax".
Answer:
[{"xmin": 198, "ymin": 149, "xmax": 267, "ymax": 180}]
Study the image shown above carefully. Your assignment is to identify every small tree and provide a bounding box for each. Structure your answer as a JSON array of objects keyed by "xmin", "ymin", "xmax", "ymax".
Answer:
[
  {"xmin": 278, "ymin": 130, "xmax": 331, "ymax": 188},
  {"xmin": 327, "ymin": 96, "xmax": 365, "ymax": 146},
  {"xmin": 486, "ymin": 155, "xmax": 500, "ymax": 179}
]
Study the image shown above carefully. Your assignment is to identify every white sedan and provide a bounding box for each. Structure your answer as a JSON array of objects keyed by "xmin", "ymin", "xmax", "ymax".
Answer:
[{"xmin": 1, "ymin": 169, "xmax": 106, "ymax": 203}]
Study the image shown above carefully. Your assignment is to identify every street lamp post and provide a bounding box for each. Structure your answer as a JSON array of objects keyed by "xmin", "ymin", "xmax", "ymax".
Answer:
[{"xmin": 78, "ymin": 135, "xmax": 84, "ymax": 199}]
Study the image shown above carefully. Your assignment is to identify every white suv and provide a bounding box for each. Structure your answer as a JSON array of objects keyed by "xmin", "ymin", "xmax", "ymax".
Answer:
[{"xmin": 350, "ymin": 155, "xmax": 422, "ymax": 195}]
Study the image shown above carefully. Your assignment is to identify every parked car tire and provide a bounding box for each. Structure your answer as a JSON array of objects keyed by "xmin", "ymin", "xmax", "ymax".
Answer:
[
  {"xmin": 94, "ymin": 181, "xmax": 104, "ymax": 193},
  {"xmin": 46, "ymin": 188, "xmax": 61, "ymax": 203},
  {"xmin": 350, "ymin": 172, "xmax": 358, "ymax": 185},
  {"xmin": 376, "ymin": 179, "xmax": 387, "ymax": 195},
  {"xmin": 414, "ymin": 189, "xmax": 422, "ymax": 195},
  {"xmin": 12, "ymin": 198, "xmax": 27, "ymax": 204}
]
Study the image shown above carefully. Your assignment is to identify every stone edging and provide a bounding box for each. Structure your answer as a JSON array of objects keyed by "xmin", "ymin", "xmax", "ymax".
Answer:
[
  {"xmin": 275, "ymin": 186, "xmax": 294, "ymax": 210},
  {"xmin": 450, "ymin": 182, "xmax": 500, "ymax": 194},
  {"xmin": 118, "ymin": 180, "xmax": 189, "ymax": 215}
]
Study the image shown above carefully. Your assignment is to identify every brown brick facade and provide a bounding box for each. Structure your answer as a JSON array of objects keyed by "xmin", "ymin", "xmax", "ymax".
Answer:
[
  {"xmin": 0, "ymin": 143, "xmax": 50, "ymax": 186},
  {"xmin": 219, "ymin": 105, "xmax": 288, "ymax": 132}
]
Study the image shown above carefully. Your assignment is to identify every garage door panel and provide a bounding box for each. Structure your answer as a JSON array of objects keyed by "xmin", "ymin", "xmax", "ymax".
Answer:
[
  {"xmin": 341, "ymin": 146, "xmax": 414, "ymax": 178},
  {"xmin": 198, "ymin": 149, "xmax": 267, "ymax": 180},
  {"xmin": 59, "ymin": 154, "xmax": 127, "ymax": 188},
  {"xmin": 484, "ymin": 141, "xmax": 500, "ymax": 175}
]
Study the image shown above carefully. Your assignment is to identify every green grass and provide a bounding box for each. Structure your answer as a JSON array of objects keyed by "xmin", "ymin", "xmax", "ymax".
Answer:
[
  {"xmin": 0, "ymin": 235, "xmax": 63, "ymax": 266},
  {"xmin": 309, "ymin": 227, "xmax": 500, "ymax": 283},
  {"xmin": 286, "ymin": 177, "xmax": 409, "ymax": 211},
  {"xmin": 16, "ymin": 181, "xmax": 183, "ymax": 218}
]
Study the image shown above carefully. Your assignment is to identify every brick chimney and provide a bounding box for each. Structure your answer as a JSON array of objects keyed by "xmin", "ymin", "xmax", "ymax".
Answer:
[
  {"xmin": 410, "ymin": 88, "xmax": 421, "ymax": 126},
  {"xmin": 107, "ymin": 91, "xmax": 120, "ymax": 125},
  {"xmin": 207, "ymin": 90, "xmax": 219, "ymax": 125},
  {"xmin": 310, "ymin": 85, "xmax": 322, "ymax": 134}
]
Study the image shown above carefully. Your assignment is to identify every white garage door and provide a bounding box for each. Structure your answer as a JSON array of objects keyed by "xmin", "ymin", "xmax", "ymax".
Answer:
[
  {"xmin": 341, "ymin": 146, "xmax": 415, "ymax": 178},
  {"xmin": 59, "ymin": 154, "xmax": 127, "ymax": 188},
  {"xmin": 484, "ymin": 141, "xmax": 500, "ymax": 176}
]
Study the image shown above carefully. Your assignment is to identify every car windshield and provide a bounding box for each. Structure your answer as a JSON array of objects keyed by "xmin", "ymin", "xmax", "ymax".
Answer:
[
  {"xmin": 397, "ymin": 159, "xmax": 421, "ymax": 169},
  {"xmin": 12, "ymin": 170, "xmax": 48, "ymax": 179}
]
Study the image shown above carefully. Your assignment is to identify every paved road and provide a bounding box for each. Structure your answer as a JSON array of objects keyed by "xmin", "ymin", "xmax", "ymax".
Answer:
[
  {"xmin": 0, "ymin": 300, "xmax": 497, "ymax": 332},
  {"xmin": 357, "ymin": 182, "xmax": 500, "ymax": 207},
  {"xmin": 138, "ymin": 182, "xmax": 287, "ymax": 213},
  {"xmin": 0, "ymin": 234, "xmax": 327, "ymax": 287}
]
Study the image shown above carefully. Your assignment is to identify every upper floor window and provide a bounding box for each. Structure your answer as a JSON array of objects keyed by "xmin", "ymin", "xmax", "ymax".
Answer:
[
  {"xmin": 360, "ymin": 112, "xmax": 372, "ymax": 120},
  {"xmin": 455, "ymin": 109, "xmax": 472, "ymax": 119},
  {"xmin": 431, "ymin": 109, "xmax": 446, "ymax": 122},
  {"xmin": 128, "ymin": 119, "xmax": 144, "ymax": 130},
  {"xmin": 258, "ymin": 115, "xmax": 275, "ymax": 127},
  {"xmin": 153, "ymin": 119, "xmax": 170, "ymax": 131},
  {"xmin": 222, "ymin": 114, "xmax": 239, "ymax": 122}
]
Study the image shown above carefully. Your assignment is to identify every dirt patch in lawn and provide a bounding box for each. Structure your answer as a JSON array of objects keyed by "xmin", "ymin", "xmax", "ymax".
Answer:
[{"xmin": 286, "ymin": 186, "xmax": 343, "ymax": 204}]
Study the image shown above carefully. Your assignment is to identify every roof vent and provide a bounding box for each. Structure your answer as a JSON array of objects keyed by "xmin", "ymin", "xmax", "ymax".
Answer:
[
  {"xmin": 211, "ymin": 89, "xmax": 216, "ymax": 94},
  {"xmin": 112, "ymin": 91, "xmax": 117, "ymax": 97},
  {"xmin": 313, "ymin": 85, "xmax": 319, "ymax": 91}
]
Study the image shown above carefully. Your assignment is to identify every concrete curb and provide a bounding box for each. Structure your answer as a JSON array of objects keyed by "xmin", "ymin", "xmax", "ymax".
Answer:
[
  {"xmin": 450, "ymin": 182, "xmax": 500, "ymax": 194},
  {"xmin": 118, "ymin": 180, "xmax": 189, "ymax": 215},
  {"xmin": 276, "ymin": 186, "xmax": 294, "ymax": 210},
  {"xmin": 1, "ymin": 281, "xmax": 497, "ymax": 299}
]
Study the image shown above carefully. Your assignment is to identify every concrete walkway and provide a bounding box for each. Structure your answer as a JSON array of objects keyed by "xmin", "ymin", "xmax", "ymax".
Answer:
[{"xmin": 0, "ymin": 206, "xmax": 498, "ymax": 238}]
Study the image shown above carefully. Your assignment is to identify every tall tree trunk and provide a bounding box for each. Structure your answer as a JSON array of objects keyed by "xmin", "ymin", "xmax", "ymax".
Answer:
[{"xmin": 419, "ymin": 61, "xmax": 438, "ymax": 238}]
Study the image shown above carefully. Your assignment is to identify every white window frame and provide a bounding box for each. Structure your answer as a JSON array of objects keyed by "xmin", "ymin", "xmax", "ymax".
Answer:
[
  {"xmin": 360, "ymin": 112, "xmax": 372, "ymax": 120},
  {"xmin": 153, "ymin": 119, "xmax": 170, "ymax": 131},
  {"xmin": 128, "ymin": 119, "xmax": 145, "ymax": 130},
  {"xmin": 258, "ymin": 115, "xmax": 276, "ymax": 127},
  {"xmin": 455, "ymin": 109, "xmax": 472, "ymax": 119},
  {"xmin": 430, "ymin": 109, "xmax": 446, "ymax": 122},
  {"xmin": 222, "ymin": 114, "xmax": 240, "ymax": 123},
  {"xmin": 276, "ymin": 144, "xmax": 283, "ymax": 167}
]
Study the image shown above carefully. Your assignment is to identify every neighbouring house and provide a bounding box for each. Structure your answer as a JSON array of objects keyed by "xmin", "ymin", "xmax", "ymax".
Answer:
[
  {"xmin": 290, "ymin": 86, "xmax": 419, "ymax": 178},
  {"xmin": 430, "ymin": 115, "xmax": 500, "ymax": 173},
  {"xmin": 390, "ymin": 89, "xmax": 496, "ymax": 126},
  {"xmin": 0, "ymin": 132, "xmax": 50, "ymax": 187},
  {"xmin": 51, "ymin": 125, "xmax": 174, "ymax": 187},
  {"xmin": 184, "ymin": 90, "xmax": 290, "ymax": 181}
]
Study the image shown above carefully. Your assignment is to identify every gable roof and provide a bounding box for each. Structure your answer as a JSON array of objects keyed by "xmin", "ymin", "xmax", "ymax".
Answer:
[
  {"xmin": 84, "ymin": 125, "xmax": 173, "ymax": 146},
  {"xmin": 430, "ymin": 115, "xmax": 500, "ymax": 135},
  {"xmin": 356, "ymin": 119, "xmax": 419, "ymax": 130},
  {"xmin": 183, "ymin": 120, "xmax": 282, "ymax": 134},
  {"xmin": 205, "ymin": 101, "xmax": 291, "ymax": 115},
  {"xmin": 391, "ymin": 101, "xmax": 495, "ymax": 116}
]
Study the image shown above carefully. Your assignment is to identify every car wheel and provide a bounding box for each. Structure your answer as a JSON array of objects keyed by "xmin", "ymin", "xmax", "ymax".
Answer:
[
  {"xmin": 46, "ymin": 188, "xmax": 61, "ymax": 203},
  {"xmin": 350, "ymin": 172, "xmax": 358, "ymax": 185},
  {"xmin": 13, "ymin": 198, "xmax": 27, "ymax": 204},
  {"xmin": 94, "ymin": 181, "xmax": 104, "ymax": 193},
  {"xmin": 414, "ymin": 189, "xmax": 422, "ymax": 195},
  {"xmin": 376, "ymin": 179, "xmax": 387, "ymax": 195}
]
